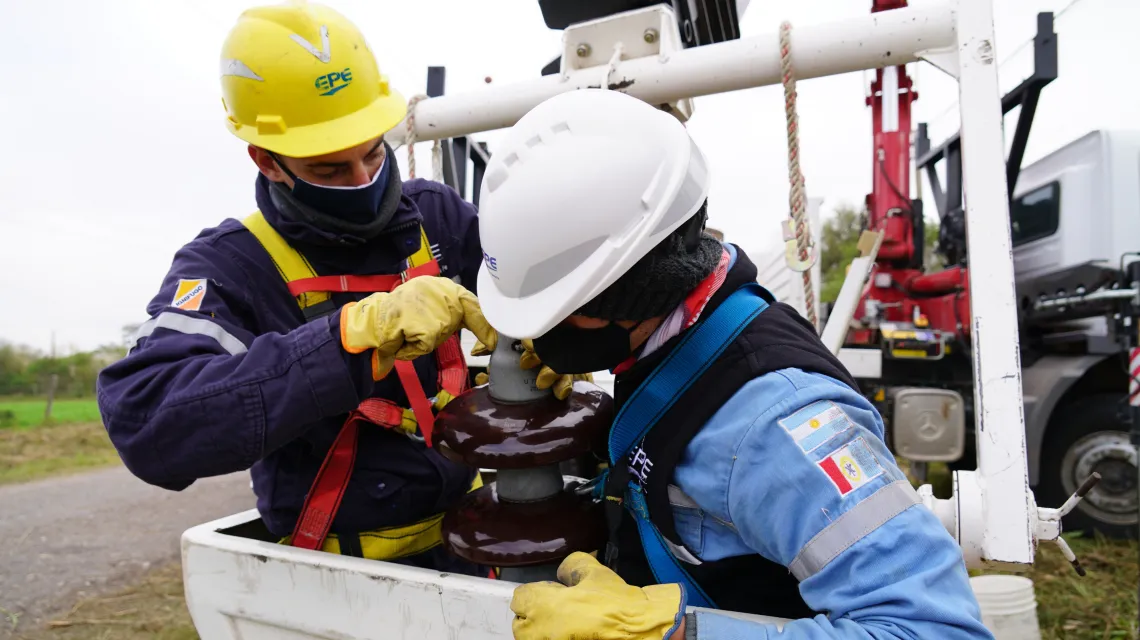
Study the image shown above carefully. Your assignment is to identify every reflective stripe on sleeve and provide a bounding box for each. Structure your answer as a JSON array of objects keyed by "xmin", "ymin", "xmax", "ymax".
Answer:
[
  {"xmin": 788, "ymin": 480, "xmax": 922, "ymax": 581},
  {"xmin": 128, "ymin": 312, "xmax": 249, "ymax": 355}
]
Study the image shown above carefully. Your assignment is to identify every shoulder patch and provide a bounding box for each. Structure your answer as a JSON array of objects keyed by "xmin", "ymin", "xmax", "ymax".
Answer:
[
  {"xmin": 778, "ymin": 400, "xmax": 852, "ymax": 453},
  {"xmin": 817, "ymin": 437, "xmax": 884, "ymax": 497},
  {"xmin": 171, "ymin": 279, "xmax": 208, "ymax": 311}
]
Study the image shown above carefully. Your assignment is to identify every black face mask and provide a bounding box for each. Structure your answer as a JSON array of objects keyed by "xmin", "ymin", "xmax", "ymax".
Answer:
[
  {"xmin": 531, "ymin": 321, "xmax": 638, "ymax": 374},
  {"xmin": 268, "ymin": 150, "xmax": 391, "ymax": 224}
]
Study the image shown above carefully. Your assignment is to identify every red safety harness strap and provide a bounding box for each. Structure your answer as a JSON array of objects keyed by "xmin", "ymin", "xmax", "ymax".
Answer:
[
  {"xmin": 290, "ymin": 398, "xmax": 404, "ymax": 550},
  {"xmin": 287, "ymin": 275, "xmax": 400, "ymax": 297},
  {"xmin": 394, "ymin": 360, "xmax": 440, "ymax": 448},
  {"xmin": 286, "ymin": 262, "xmax": 441, "ymax": 297},
  {"xmin": 288, "ymin": 247, "xmax": 468, "ymax": 552}
]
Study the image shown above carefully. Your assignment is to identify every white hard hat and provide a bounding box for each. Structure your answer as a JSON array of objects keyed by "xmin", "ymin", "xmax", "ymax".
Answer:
[{"xmin": 476, "ymin": 89, "xmax": 710, "ymax": 339}]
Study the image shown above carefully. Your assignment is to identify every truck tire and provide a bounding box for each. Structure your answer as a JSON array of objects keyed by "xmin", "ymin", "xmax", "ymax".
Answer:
[{"xmin": 1037, "ymin": 393, "xmax": 1137, "ymax": 539}]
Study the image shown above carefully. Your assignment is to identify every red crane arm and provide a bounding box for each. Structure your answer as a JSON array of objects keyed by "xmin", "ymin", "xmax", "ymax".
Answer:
[{"xmin": 866, "ymin": 0, "xmax": 918, "ymax": 263}]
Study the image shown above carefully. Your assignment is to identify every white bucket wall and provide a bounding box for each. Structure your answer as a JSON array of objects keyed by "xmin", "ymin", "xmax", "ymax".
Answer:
[
  {"xmin": 969, "ymin": 575, "xmax": 1042, "ymax": 640},
  {"xmin": 182, "ymin": 511, "xmax": 788, "ymax": 640}
]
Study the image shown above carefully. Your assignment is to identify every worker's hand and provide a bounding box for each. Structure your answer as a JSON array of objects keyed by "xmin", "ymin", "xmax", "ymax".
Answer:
[
  {"xmin": 340, "ymin": 278, "xmax": 496, "ymax": 380},
  {"xmin": 394, "ymin": 391, "xmax": 456, "ymax": 436},
  {"xmin": 470, "ymin": 338, "xmax": 592, "ymax": 401},
  {"xmin": 510, "ymin": 552, "xmax": 685, "ymax": 640}
]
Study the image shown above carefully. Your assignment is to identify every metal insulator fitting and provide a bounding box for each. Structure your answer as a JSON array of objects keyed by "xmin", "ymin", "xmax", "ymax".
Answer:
[
  {"xmin": 643, "ymin": 28, "xmax": 659, "ymax": 44},
  {"xmin": 576, "ymin": 43, "xmax": 591, "ymax": 57}
]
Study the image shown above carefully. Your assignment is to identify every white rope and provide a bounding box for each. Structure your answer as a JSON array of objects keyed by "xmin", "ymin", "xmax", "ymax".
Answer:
[
  {"xmin": 404, "ymin": 94, "xmax": 443, "ymax": 182},
  {"xmin": 779, "ymin": 21, "xmax": 819, "ymax": 332}
]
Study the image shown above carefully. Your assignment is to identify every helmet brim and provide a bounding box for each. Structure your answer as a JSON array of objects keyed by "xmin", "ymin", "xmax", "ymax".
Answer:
[
  {"xmin": 478, "ymin": 265, "xmax": 582, "ymax": 340},
  {"xmin": 228, "ymin": 89, "xmax": 407, "ymax": 158}
]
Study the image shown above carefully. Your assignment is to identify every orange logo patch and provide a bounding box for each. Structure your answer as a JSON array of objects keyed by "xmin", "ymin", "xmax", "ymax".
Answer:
[{"xmin": 171, "ymin": 279, "xmax": 207, "ymax": 311}]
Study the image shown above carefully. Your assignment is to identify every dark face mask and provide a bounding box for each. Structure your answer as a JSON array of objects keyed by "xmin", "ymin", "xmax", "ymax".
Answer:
[
  {"xmin": 270, "ymin": 151, "xmax": 391, "ymax": 224},
  {"xmin": 531, "ymin": 321, "xmax": 638, "ymax": 374}
]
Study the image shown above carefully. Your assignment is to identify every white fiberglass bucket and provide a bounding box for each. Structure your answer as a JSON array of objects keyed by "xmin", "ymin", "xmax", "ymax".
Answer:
[{"xmin": 182, "ymin": 510, "xmax": 787, "ymax": 640}]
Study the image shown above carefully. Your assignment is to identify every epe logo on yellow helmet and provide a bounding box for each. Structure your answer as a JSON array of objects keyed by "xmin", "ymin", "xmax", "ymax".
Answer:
[{"xmin": 316, "ymin": 68, "xmax": 353, "ymax": 96}]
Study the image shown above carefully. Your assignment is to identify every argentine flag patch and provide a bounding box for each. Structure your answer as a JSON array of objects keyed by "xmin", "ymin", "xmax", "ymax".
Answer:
[{"xmin": 778, "ymin": 400, "xmax": 852, "ymax": 454}]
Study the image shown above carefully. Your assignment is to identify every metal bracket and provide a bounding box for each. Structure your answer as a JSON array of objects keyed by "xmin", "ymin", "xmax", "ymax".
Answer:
[
  {"xmin": 1033, "ymin": 472, "xmax": 1101, "ymax": 576},
  {"xmin": 917, "ymin": 46, "xmax": 960, "ymax": 79},
  {"xmin": 560, "ymin": 4, "xmax": 694, "ymax": 121},
  {"xmin": 918, "ymin": 471, "xmax": 1102, "ymax": 575}
]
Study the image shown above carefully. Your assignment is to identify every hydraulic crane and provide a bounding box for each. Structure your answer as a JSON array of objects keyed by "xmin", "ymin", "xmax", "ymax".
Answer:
[{"xmin": 849, "ymin": 0, "xmax": 970, "ymax": 350}]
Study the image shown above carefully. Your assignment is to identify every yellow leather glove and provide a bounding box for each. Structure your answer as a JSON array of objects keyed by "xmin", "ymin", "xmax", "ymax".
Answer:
[
  {"xmin": 340, "ymin": 277, "xmax": 496, "ymax": 380},
  {"xmin": 471, "ymin": 338, "xmax": 592, "ymax": 401},
  {"xmin": 511, "ymin": 552, "xmax": 685, "ymax": 640}
]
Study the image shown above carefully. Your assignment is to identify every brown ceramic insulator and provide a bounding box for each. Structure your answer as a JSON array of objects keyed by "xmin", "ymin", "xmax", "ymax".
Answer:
[
  {"xmin": 432, "ymin": 381, "xmax": 613, "ymax": 469},
  {"xmin": 441, "ymin": 482, "xmax": 606, "ymax": 567}
]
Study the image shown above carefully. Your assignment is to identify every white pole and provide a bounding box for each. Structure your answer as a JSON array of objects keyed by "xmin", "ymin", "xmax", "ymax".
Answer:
[
  {"xmin": 386, "ymin": 3, "xmax": 957, "ymax": 144},
  {"xmin": 955, "ymin": 0, "xmax": 1035, "ymax": 567}
]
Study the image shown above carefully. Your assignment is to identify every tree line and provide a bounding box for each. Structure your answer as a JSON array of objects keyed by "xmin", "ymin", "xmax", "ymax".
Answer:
[{"xmin": 0, "ymin": 341, "xmax": 126, "ymax": 398}]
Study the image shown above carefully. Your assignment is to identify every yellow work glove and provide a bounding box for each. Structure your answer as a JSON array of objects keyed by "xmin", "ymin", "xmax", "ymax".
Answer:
[
  {"xmin": 340, "ymin": 277, "xmax": 496, "ymax": 380},
  {"xmin": 471, "ymin": 338, "xmax": 592, "ymax": 401},
  {"xmin": 511, "ymin": 551, "xmax": 685, "ymax": 640},
  {"xmin": 393, "ymin": 390, "xmax": 456, "ymax": 436}
]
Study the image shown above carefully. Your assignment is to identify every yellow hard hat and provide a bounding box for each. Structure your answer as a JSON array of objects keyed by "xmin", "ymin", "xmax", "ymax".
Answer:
[{"xmin": 219, "ymin": 0, "xmax": 406, "ymax": 158}]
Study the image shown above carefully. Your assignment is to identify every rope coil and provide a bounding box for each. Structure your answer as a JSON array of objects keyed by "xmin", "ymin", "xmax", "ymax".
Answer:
[
  {"xmin": 779, "ymin": 21, "xmax": 819, "ymax": 332},
  {"xmin": 405, "ymin": 94, "xmax": 443, "ymax": 183}
]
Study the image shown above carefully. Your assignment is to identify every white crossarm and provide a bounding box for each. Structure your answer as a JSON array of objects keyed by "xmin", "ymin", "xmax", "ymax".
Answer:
[{"xmin": 385, "ymin": 3, "xmax": 958, "ymax": 145}]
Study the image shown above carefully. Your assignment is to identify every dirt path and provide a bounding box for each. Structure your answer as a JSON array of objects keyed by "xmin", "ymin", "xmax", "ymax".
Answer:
[{"xmin": 0, "ymin": 467, "xmax": 254, "ymax": 638}]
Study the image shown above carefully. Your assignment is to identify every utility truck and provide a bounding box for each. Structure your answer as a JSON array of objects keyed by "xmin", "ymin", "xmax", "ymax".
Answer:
[
  {"xmin": 180, "ymin": 1, "xmax": 1127, "ymax": 638},
  {"xmin": 831, "ymin": 9, "xmax": 1140, "ymax": 539},
  {"xmin": 850, "ymin": 126, "xmax": 1140, "ymax": 539}
]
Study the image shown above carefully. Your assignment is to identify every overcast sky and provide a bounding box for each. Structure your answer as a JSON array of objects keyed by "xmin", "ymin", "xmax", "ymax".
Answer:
[{"xmin": 1, "ymin": 0, "xmax": 1135, "ymax": 354}]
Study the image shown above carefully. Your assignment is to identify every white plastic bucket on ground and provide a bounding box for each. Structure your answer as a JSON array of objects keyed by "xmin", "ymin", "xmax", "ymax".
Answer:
[{"xmin": 969, "ymin": 575, "xmax": 1042, "ymax": 640}]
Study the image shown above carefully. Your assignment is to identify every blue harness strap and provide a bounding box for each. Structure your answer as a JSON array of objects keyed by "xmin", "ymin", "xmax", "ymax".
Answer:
[{"xmin": 608, "ymin": 283, "xmax": 771, "ymax": 609}]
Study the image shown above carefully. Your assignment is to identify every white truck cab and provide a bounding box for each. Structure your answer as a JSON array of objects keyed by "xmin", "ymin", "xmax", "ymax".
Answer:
[{"xmin": 1012, "ymin": 129, "xmax": 1140, "ymax": 281}]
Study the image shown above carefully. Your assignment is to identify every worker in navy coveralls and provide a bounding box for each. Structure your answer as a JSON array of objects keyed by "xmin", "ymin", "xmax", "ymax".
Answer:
[{"xmin": 97, "ymin": 1, "xmax": 581, "ymax": 571}]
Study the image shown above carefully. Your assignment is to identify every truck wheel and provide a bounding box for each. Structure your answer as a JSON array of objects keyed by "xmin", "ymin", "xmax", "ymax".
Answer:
[{"xmin": 1038, "ymin": 394, "xmax": 1137, "ymax": 539}]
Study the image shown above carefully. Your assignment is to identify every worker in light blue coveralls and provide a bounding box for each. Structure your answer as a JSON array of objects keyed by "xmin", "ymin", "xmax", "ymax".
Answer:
[
  {"xmin": 95, "ymin": 1, "xmax": 583, "ymax": 571},
  {"xmin": 476, "ymin": 89, "xmax": 994, "ymax": 639}
]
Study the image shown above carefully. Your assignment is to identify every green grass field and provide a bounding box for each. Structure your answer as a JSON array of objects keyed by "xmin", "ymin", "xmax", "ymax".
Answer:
[{"xmin": 0, "ymin": 397, "xmax": 102, "ymax": 429}]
